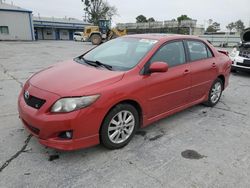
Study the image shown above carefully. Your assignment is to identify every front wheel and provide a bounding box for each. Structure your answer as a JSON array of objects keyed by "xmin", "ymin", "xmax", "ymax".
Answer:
[
  {"xmin": 204, "ymin": 78, "xmax": 223, "ymax": 107},
  {"xmin": 100, "ymin": 104, "xmax": 139, "ymax": 149}
]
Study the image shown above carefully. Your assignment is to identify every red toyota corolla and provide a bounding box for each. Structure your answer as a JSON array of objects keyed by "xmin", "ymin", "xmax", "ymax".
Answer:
[{"xmin": 18, "ymin": 34, "xmax": 231, "ymax": 151}]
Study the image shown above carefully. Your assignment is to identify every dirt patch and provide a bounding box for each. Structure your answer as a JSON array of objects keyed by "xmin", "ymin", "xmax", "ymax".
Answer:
[
  {"xmin": 149, "ymin": 134, "xmax": 164, "ymax": 141},
  {"xmin": 136, "ymin": 130, "xmax": 147, "ymax": 137},
  {"xmin": 181, "ymin": 150, "xmax": 207, "ymax": 160}
]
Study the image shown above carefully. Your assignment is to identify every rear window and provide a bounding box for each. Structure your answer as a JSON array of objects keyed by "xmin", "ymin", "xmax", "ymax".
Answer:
[{"xmin": 187, "ymin": 41, "xmax": 213, "ymax": 61}]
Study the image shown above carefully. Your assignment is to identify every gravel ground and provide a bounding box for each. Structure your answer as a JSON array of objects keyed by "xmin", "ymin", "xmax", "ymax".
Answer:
[{"xmin": 0, "ymin": 41, "xmax": 250, "ymax": 188}]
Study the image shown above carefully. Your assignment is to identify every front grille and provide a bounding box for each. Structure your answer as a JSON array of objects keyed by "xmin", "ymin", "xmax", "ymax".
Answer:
[
  {"xmin": 23, "ymin": 92, "xmax": 46, "ymax": 109},
  {"xmin": 239, "ymin": 51, "xmax": 250, "ymax": 58},
  {"xmin": 22, "ymin": 119, "xmax": 40, "ymax": 135},
  {"xmin": 27, "ymin": 124, "xmax": 40, "ymax": 135},
  {"xmin": 236, "ymin": 62, "xmax": 250, "ymax": 67}
]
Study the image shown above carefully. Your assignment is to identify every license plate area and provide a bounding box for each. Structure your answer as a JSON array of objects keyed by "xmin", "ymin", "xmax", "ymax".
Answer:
[{"xmin": 243, "ymin": 59, "xmax": 250, "ymax": 65}]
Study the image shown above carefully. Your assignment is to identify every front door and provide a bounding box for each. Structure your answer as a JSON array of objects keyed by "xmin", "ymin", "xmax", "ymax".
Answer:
[{"xmin": 145, "ymin": 41, "xmax": 191, "ymax": 119}]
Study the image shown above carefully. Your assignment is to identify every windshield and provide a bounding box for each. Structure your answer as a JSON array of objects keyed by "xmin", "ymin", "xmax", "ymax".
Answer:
[{"xmin": 82, "ymin": 37, "xmax": 158, "ymax": 71}]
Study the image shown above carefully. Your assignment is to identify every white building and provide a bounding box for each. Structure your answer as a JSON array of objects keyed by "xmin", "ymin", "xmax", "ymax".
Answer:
[
  {"xmin": 0, "ymin": 2, "xmax": 34, "ymax": 40},
  {"xmin": 33, "ymin": 16, "xmax": 90, "ymax": 40}
]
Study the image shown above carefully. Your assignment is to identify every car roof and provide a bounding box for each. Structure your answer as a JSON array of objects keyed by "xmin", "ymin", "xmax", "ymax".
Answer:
[{"xmin": 124, "ymin": 33, "xmax": 204, "ymax": 42}]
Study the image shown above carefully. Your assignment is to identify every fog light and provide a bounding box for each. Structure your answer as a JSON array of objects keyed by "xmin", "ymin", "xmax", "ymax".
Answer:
[
  {"xmin": 65, "ymin": 131, "xmax": 72, "ymax": 138},
  {"xmin": 59, "ymin": 131, "xmax": 73, "ymax": 139}
]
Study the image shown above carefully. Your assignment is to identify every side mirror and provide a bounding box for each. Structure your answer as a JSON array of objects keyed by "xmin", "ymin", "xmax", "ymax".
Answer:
[{"xmin": 149, "ymin": 62, "xmax": 168, "ymax": 73}]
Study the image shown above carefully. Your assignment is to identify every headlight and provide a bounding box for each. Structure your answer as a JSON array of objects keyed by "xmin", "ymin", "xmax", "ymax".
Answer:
[
  {"xmin": 229, "ymin": 48, "xmax": 238, "ymax": 58},
  {"xmin": 51, "ymin": 95, "xmax": 100, "ymax": 113}
]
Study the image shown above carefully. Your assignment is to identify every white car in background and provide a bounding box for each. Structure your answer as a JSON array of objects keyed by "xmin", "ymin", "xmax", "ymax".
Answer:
[
  {"xmin": 73, "ymin": 32, "xmax": 84, "ymax": 42},
  {"xmin": 230, "ymin": 28, "xmax": 250, "ymax": 72}
]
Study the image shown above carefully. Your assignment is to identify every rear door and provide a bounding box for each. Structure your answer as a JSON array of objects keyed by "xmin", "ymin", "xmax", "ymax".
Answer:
[
  {"xmin": 145, "ymin": 40, "xmax": 191, "ymax": 119},
  {"xmin": 185, "ymin": 40, "xmax": 218, "ymax": 102}
]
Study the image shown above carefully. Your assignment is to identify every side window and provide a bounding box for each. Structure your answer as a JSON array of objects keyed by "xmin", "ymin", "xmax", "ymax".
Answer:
[
  {"xmin": 0, "ymin": 26, "xmax": 9, "ymax": 34},
  {"xmin": 150, "ymin": 41, "xmax": 186, "ymax": 67},
  {"xmin": 206, "ymin": 47, "xmax": 213, "ymax": 58},
  {"xmin": 187, "ymin": 41, "xmax": 212, "ymax": 61}
]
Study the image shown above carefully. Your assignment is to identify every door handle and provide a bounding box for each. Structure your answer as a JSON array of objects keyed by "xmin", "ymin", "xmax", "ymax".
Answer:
[
  {"xmin": 183, "ymin": 69, "xmax": 190, "ymax": 75},
  {"xmin": 212, "ymin": 62, "xmax": 216, "ymax": 68}
]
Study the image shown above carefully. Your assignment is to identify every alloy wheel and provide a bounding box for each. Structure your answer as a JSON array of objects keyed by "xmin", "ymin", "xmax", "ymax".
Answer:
[
  {"xmin": 210, "ymin": 82, "xmax": 222, "ymax": 104},
  {"xmin": 108, "ymin": 110, "xmax": 135, "ymax": 144}
]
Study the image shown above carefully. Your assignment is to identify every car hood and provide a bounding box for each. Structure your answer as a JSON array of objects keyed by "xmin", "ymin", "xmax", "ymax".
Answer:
[
  {"xmin": 241, "ymin": 27, "xmax": 250, "ymax": 42},
  {"xmin": 29, "ymin": 60, "xmax": 125, "ymax": 96}
]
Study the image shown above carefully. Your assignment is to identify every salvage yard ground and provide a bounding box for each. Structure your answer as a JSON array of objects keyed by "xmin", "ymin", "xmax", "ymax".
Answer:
[{"xmin": 0, "ymin": 41, "xmax": 250, "ymax": 188}]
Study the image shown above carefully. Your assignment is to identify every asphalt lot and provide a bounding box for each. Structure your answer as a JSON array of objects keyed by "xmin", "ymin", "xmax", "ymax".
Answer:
[{"xmin": 0, "ymin": 41, "xmax": 250, "ymax": 188}]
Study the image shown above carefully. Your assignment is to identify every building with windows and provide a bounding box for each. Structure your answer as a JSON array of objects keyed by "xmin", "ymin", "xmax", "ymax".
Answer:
[
  {"xmin": 117, "ymin": 20, "xmax": 205, "ymax": 36},
  {"xmin": 0, "ymin": 2, "xmax": 90, "ymax": 41},
  {"xmin": 33, "ymin": 16, "xmax": 90, "ymax": 40},
  {"xmin": 0, "ymin": 2, "xmax": 34, "ymax": 40}
]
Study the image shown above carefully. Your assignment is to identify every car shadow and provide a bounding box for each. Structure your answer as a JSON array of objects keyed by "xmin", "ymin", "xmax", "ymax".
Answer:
[{"xmin": 231, "ymin": 71, "xmax": 250, "ymax": 78}]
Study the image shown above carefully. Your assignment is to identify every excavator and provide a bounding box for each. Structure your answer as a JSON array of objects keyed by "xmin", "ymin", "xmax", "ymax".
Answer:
[{"xmin": 83, "ymin": 19, "xmax": 127, "ymax": 45}]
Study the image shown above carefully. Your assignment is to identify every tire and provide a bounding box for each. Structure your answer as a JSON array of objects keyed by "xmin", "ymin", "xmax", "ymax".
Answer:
[
  {"xmin": 204, "ymin": 78, "xmax": 223, "ymax": 107},
  {"xmin": 231, "ymin": 67, "xmax": 237, "ymax": 73},
  {"xmin": 100, "ymin": 104, "xmax": 139, "ymax": 149},
  {"xmin": 90, "ymin": 34, "xmax": 102, "ymax": 45}
]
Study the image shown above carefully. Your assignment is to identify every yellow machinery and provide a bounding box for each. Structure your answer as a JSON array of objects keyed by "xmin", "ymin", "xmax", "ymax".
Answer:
[{"xmin": 83, "ymin": 19, "xmax": 127, "ymax": 45}]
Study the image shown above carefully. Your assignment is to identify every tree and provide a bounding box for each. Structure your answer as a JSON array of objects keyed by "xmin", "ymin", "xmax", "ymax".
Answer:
[
  {"xmin": 235, "ymin": 20, "xmax": 245, "ymax": 32},
  {"xmin": 226, "ymin": 22, "xmax": 236, "ymax": 32},
  {"xmin": 177, "ymin": 15, "xmax": 191, "ymax": 24},
  {"xmin": 206, "ymin": 22, "xmax": 220, "ymax": 32},
  {"xmin": 82, "ymin": 0, "xmax": 117, "ymax": 25},
  {"xmin": 136, "ymin": 15, "xmax": 148, "ymax": 23},
  {"xmin": 147, "ymin": 17, "xmax": 155, "ymax": 22}
]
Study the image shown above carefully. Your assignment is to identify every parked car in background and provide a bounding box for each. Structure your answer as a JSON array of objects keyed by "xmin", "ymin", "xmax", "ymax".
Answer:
[
  {"xmin": 73, "ymin": 32, "xmax": 84, "ymax": 42},
  {"xmin": 230, "ymin": 28, "xmax": 250, "ymax": 72},
  {"xmin": 18, "ymin": 34, "xmax": 231, "ymax": 151}
]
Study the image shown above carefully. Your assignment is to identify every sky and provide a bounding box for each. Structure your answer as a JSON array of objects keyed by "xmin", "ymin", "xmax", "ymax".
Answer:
[{"xmin": 9, "ymin": 0, "xmax": 250, "ymax": 30}]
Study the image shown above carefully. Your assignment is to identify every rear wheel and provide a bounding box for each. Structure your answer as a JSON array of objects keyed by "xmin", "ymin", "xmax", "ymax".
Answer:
[
  {"xmin": 90, "ymin": 34, "xmax": 102, "ymax": 45},
  {"xmin": 231, "ymin": 67, "xmax": 237, "ymax": 73},
  {"xmin": 204, "ymin": 78, "xmax": 223, "ymax": 107},
  {"xmin": 100, "ymin": 104, "xmax": 139, "ymax": 149}
]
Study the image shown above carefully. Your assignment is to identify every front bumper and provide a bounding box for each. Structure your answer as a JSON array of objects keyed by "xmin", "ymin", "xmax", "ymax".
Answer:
[
  {"xmin": 231, "ymin": 65, "xmax": 250, "ymax": 72},
  {"xmin": 18, "ymin": 83, "xmax": 101, "ymax": 150},
  {"xmin": 231, "ymin": 55, "xmax": 250, "ymax": 72}
]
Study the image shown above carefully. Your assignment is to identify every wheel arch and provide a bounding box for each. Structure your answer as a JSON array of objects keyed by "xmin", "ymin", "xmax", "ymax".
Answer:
[
  {"xmin": 90, "ymin": 32, "xmax": 102, "ymax": 38},
  {"xmin": 217, "ymin": 74, "xmax": 225, "ymax": 90},
  {"xmin": 99, "ymin": 99, "xmax": 143, "ymax": 134}
]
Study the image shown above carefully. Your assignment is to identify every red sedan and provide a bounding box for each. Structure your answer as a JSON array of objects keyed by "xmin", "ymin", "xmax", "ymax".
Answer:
[{"xmin": 18, "ymin": 34, "xmax": 231, "ymax": 150}]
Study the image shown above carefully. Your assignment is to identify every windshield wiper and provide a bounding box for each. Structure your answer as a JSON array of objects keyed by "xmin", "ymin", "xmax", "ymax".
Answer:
[{"xmin": 80, "ymin": 57, "xmax": 112, "ymax": 70}]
